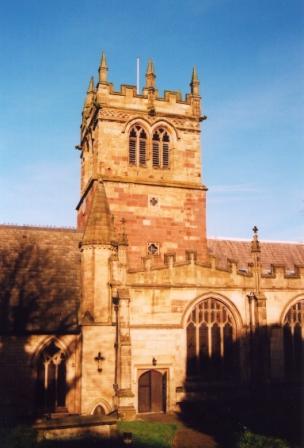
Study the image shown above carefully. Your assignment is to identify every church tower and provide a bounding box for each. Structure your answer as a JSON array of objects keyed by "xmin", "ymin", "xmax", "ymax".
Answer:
[
  {"xmin": 76, "ymin": 53, "xmax": 208, "ymax": 416},
  {"xmin": 77, "ymin": 53, "xmax": 208, "ymax": 269}
]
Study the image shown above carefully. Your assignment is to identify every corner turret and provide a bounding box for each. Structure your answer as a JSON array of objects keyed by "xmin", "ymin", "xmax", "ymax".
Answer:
[
  {"xmin": 188, "ymin": 66, "xmax": 201, "ymax": 117},
  {"xmin": 190, "ymin": 66, "xmax": 200, "ymax": 96},
  {"xmin": 82, "ymin": 76, "xmax": 96, "ymax": 118},
  {"xmin": 142, "ymin": 59, "xmax": 157, "ymax": 114},
  {"xmin": 98, "ymin": 51, "xmax": 108, "ymax": 84},
  {"xmin": 145, "ymin": 59, "xmax": 156, "ymax": 89}
]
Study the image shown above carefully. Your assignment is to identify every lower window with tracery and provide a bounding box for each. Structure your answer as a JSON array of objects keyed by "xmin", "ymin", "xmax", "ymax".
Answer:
[
  {"xmin": 36, "ymin": 340, "xmax": 67, "ymax": 413},
  {"xmin": 186, "ymin": 298, "xmax": 238, "ymax": 381},
  {"xmin": 283, "ymin": 299, "xmax": 304, "ymax": 381}
]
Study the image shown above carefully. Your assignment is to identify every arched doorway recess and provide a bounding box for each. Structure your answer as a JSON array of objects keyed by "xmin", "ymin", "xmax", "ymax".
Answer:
[{"xmin": 138, "ymin": 370, "xmax": 167, "ymax": 413}]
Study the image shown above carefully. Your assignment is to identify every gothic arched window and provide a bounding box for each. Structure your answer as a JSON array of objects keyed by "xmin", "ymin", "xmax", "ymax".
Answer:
[
  {"xmin": 36, "ymin": 340, "xmax": 67, "ymax": 413},
  {"xmin": 152, "ymin": 128, "xmax": 170, "ymax": 168},
  {"xmin": 283, "ymin": 299, "xmax": 304, "ymax": 380},
  {"xmin": 129, "ymin": 125, "xmax": 147, "ymax": 166},
  {"xmin": 186, "ymin": 298, "xmax": 238, "ymax": 381}
]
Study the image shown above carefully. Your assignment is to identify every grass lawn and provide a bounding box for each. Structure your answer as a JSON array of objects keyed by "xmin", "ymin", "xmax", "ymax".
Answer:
[
  {"xmin": 118, "ymin": 420, "xmax": 178, "ymax": 448},
  {"xmin": 0, "ymin": 421, "xmax": 178, "ymax": 448}
]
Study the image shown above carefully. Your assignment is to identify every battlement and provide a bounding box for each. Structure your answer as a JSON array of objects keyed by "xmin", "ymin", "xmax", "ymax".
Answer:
[
  {"xmin": 123, "ymin": 250, "xmax": 304, "ymax": 288},
  {"xmin": 123, "ymin": 241, "xmax": 304, "ymax": 285},
  {"xmin": 95, "ymin": 82, "xmax": 190, "ymax": 105},
  {"xmin": 81, "ymin": 53, "xmax": 205, "ymax": 141}
]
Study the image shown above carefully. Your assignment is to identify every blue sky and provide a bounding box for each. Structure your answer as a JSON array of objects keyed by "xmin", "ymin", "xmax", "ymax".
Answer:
[{"xmin": 0, "ymin": 0, "xmax": 303, "ymax": 242}]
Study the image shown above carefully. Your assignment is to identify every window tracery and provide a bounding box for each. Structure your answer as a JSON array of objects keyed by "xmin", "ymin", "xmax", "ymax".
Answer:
[
  {"xmin": 128, "ymin": 124, "xmax": 171, "ymax": 169},
  {"xmin": 152, "ymin": 128, "xmax": 170, "ymax": 168},
  {"xmin": 36, "ymin": 340, "xmax": 67, "ymax": 412},
  {"xmin": 186, "ymin": 298, "xmax": 237, "ymax": 380},
  {"xmin": 129, "ymin": 125, "xmax": 147, "ymax": 166},
  {"xmin": 283, "ymin": 299, "xmax": 304, "ymax": 380}
]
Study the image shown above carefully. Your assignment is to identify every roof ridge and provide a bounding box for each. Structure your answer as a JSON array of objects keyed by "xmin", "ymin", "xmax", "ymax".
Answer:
[
  {"xmin": 208, "ymin": 237, "xmax": 303, "ymax": 245},
  {"xmin": 0, "ymin": 223, "xmax": 79, "ymax": 232}
]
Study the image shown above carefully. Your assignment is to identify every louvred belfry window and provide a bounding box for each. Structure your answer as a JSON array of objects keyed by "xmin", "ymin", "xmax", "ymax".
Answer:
[
  {"xmin": 186, "ymin": 298, "xmax": 238, "ymax": 381},
  {"xmin": 129, "ymin": 125, "xmax": 147, "ymax": 166},
  {"xmin": 283, "ymin": 299, "xmax": 304, "ymax": 380},
  {"xmin": 152, "ymin": 128, "xmax": 170, "ymax": 168}
]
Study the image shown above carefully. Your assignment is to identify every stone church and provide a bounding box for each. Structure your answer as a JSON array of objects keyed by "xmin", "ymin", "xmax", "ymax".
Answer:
[{"xmin": 0, "ymin": 53, "xmax": 303, "ymax": 422}]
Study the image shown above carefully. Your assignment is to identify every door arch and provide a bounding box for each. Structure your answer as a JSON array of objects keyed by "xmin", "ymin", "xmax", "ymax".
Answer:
[{"xmin": 138, "ymin": 370, "xmax": 166, "ymax": 413}]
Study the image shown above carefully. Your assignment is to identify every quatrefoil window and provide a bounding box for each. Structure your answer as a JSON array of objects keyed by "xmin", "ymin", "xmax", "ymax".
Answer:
[
  {"xmin": 147, "ymin": 243, "xmax": 159, "ymax": 255},
  {"xmin": 150, "ymin": 197, "xmax": 158, "ymax": 206}
]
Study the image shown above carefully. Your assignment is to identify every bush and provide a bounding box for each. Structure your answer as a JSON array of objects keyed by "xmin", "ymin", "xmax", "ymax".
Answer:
[{"xmin": 239, "ymin": 430, "xmax": 290, "ymax": 448}]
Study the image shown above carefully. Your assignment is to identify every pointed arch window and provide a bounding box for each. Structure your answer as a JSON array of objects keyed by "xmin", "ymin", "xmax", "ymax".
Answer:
[
  {"xmin": 152, "ymin": 128, "xmax": 170, "ymax": 168},
  {"xmin": 186, "ymin": 298, "xmax": 238, "ymax": 381},
  {"xmin": 36, "ymin": 340, "xmax": 67, "ymax": 413},
  {"xmin": 283, "ymin": 299, "xmax": 304, "ymax": 380},
  {"xmin": 129, "ymin": 125, "xmax": 147, "ymax": 166}
]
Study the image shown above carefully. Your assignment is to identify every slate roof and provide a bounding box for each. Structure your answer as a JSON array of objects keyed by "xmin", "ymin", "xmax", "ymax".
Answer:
[
  {"xmin": 0, "ymin": 225, "xmax": 81, "ymax": 334},
  {"xmin": 208, "ymin": 238, "xmax": 304, "ymax": 271}
]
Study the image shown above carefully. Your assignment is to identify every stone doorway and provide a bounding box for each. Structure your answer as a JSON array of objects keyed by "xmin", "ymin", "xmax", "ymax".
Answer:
[{"xmin": 138, "ymin": 370, "xmax": 167, "ymax": 413}]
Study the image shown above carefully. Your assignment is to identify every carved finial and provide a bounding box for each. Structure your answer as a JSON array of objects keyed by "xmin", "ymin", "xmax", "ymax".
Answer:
[
  {"xmin": 190, "ymin": 66, "xmax": 200, "ymax": 96},
  {"xmin": 83, "ymin": 76, "xmax": 95, "ymax": 112},
  {"xmin": 145, "ymin": 59, "xmax": 156, "ymax": 89},
  {"xmin": 192, "ymin": 66, "xmax": 198, "ymax": 82},
  {"xmin": 100, "ymin": 51, "xmax": 107, "ymax": 68},
  {"xmin": 98, "ymin": 51, "xmax": 108, "ymax": 83},
  {"xmin": 87, "ymin": 76, "xmax": 95, "ymax": 93},
  {"xmin": 146, "ymin": 59, "xmax": 155, "ymax": 75},
  {"xmin": 251, "ymin": 225, "xmax": 261, "ymax": 253}
]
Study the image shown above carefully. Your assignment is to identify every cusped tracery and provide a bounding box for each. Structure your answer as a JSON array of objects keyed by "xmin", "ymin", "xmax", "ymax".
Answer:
[
  {"xmin": 128, "ymin": 124, "xmax": 171, "ymax": 169},
  {"xmin": 186, "ymin": 298, "xmax": 238, "ymax": 380},
  {"xmin": 36, "ymin": 340, "xmax": 67, "ymax": 412},
  {"xmin": 152, "ymin": 128, "xmax": 170, "ymax": 168},
  {"xmin": 283, "ymin": 299, "xmax": 304, "ymax": 380},
  {"xmin": 129, "ymin": 125, "xmax": 147, "ymax": 166}
]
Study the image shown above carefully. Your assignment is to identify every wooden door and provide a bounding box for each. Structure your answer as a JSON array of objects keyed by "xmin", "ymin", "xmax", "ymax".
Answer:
[
  {"xmin": 138, "ymin": 370, "xmax": 151, "ymax": 412},
  {"xmin": 138, "ymin": 370, "xmax": 166, "ymax": 413}
]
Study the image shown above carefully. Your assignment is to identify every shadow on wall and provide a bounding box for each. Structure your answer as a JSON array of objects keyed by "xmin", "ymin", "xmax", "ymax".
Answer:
[
  {"xmin": 0, "ymin": 234, "xmax": 81, "ymax": 424},
  {"xmin": 177, "ymin": 325, "xmax": 303, "ymax": 448}
]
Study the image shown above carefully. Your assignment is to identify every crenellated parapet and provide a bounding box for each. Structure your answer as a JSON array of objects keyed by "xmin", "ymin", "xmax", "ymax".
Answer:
[
  {"xmin": 79, "ymin": 52, "xmax": 206, "ymax": 145},
  {"xmin": 126, "ymin": 249, "xmax": 304, "ymax": 289}
]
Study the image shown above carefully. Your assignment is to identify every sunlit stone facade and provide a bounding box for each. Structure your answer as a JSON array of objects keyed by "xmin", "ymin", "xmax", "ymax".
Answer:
[{"xmin": 0, "ymin": 54, "xmax": 303, "ymax": 420}]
